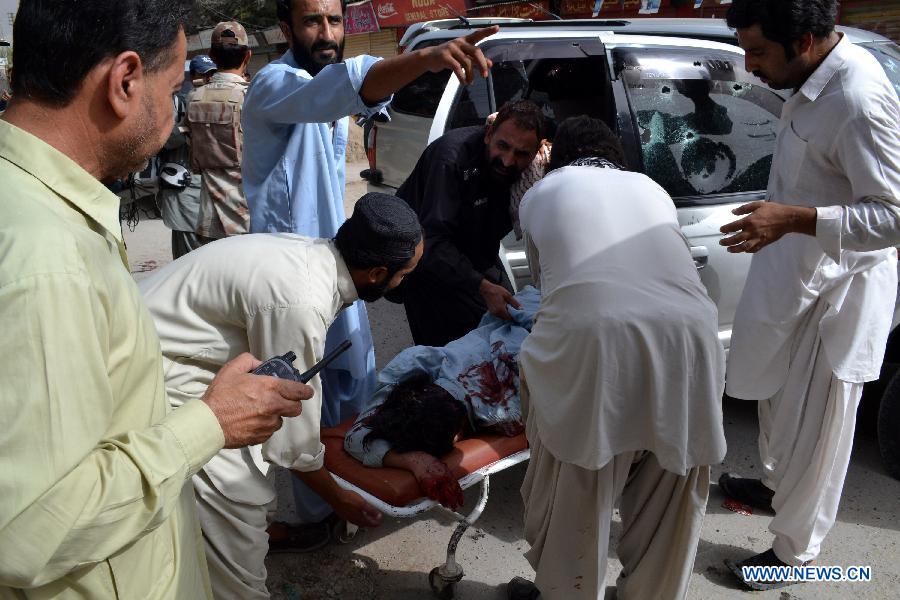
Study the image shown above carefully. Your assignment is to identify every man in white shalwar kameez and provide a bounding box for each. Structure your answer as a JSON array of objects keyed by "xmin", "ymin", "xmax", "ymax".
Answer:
[
  {"xmin": 717, "ymin": 0, "xmax": 900, "ymax": 590},
  {"xmin": 508, "ymin": 117, "xmax": 727, "ymax": 600}
]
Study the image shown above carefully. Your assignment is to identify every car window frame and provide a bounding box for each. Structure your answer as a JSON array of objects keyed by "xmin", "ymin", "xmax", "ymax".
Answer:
[{"xmin": 443, "ymin": 37, "xmax": 616, "ymax": 135}]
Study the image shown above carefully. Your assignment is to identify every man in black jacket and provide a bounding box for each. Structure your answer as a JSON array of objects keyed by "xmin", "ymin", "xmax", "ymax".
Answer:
[{"xmin": 394, "ymin": 100, "xmax": 543, "ymax": 346}]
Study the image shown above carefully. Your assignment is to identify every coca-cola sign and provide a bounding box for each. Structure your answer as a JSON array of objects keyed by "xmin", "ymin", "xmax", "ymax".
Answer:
[
  {"xmin": 372, "ymin": 0, "xmax": 466, "ymax": 26},
  {"xmin": 377, "ymin": 1, "xmax": 398, "ymax": 18}
]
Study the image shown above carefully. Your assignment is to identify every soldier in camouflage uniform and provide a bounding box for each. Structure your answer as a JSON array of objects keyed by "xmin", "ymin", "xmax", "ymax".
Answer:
[{"xmin": 186, "ymin": 22, "xmax": 252, "ymax": 243}]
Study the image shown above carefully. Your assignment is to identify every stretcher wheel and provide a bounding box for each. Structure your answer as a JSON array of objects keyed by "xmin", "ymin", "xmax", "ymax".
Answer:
[{"xmin": 429, "ymin": 566, "xmax": 463, "ymax": 600}]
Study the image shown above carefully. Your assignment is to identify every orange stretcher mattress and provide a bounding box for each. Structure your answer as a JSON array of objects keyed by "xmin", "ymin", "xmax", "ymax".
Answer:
[{"xmin": 322, "ymin": 418, "xmax": 529, "ymax": 507}]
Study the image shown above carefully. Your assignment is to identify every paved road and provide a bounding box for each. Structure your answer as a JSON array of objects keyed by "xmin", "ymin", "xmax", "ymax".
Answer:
[{"xmin": 124, "ymin": 161, "xmax": 900, "ymax": 600}]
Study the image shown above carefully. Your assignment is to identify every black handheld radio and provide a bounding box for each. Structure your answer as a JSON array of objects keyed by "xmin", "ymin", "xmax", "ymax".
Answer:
[{"xmin": 252, "ymin": 340, "xmax": 353, "ymax": 383}]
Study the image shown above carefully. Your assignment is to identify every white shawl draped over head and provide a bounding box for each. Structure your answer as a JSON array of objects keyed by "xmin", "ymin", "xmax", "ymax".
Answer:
[{"xmin": 518, "ymin": 165, "xmax": 727, "ymax": 475}]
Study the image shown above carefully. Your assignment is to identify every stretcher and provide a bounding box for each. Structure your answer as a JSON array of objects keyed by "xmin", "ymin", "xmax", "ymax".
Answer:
[{"xmin": 321, "ymin": 418, "xmax": 530, "ymax": 599}]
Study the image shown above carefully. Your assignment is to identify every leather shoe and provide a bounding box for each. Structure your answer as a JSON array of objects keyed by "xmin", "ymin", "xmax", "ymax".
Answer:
[
  {"xmin": 725, "ymin": 548, "xmax": 808, "ymax": 591},
  {"xmin": 718, "ymin": 472, "xmax": 775, "ymax": 512},
  {"xmin": 507, "ymin": 576, "xmax": 541, "ymax": 600},
  {"xmin": 267, "ymin": 519, "xmax": 331, "ymax": 554}
]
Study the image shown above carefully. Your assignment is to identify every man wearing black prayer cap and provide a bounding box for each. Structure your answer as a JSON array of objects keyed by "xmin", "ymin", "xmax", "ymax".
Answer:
[{"xmin": 139, "ymin": 193, "xmax": 423, "ymax": 599}]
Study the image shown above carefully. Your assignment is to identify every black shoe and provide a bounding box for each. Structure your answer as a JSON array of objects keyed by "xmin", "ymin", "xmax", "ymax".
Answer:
[
  {"xmin": 266, "ymin": 520, "xmax": 331, "ymax": 554},
  {"xmin": 507, "ymin": 576, "xmax": 541, "ymax": 600},
  {"xmin": 725, "ymin": 548, "xmax": 807, "ymax": 591},
  {"xmin": 718, "ymin": 472, "xmax": 775, "ymax": 513}
]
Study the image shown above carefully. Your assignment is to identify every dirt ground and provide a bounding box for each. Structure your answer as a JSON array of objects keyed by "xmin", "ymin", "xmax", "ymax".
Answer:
[
  {"xmin": 345, "ymin": 121, "xmax": 368, "ymax": 164},
  {"xmin": 123, "ymin": 127, "xmax": 900, "ymax": 599}
]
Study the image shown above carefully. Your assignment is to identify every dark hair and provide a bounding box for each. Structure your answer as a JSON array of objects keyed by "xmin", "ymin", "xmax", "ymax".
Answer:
[
  {"xmin": 209, "ymin": 43, "xmax": 250, "ymax": 71},
  {"xmin": 363, "ymin": 376, "xmax": 467, "ymax": 457},
  {"xmin": 547, "ymin": 116, "xmax": 626, "ymax": 171},
  {"xmin": 492, "ymin": 100, "xmax": 545, "ymax": 141},
  {"xmin": 726, "ymin": 0, "xmax": 837, "ymax": 59},
  {"xmin": 276, "ymin": 0, "xmax": 348, "ymax": 23},
  {"xmin": 335, "ymin": 192, "xmax": 422, "ymax": 276},
  {"xmin": 11, "ymin": 0, "xmax": 193, "ymax": 106},
  {"xmin": 276, "ymin": 0, "xmax": 292, "ymax": 23}
]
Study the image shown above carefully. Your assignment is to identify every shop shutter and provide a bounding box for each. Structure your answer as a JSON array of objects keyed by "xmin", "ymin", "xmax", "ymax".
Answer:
[
  {"xmin": 344, "ymin": 33, "xmax": 371, "ymax": 58},
  {"xmin": 369, "ymin": 30, "xmax": 399, "ymax": 58},
  {"xmin": 841, "ymin": 0, "xmax": 900, "ymax": 43},
  {"xmin": 344, "ymin": 30, "xmax": 398, "ymax": 59}
]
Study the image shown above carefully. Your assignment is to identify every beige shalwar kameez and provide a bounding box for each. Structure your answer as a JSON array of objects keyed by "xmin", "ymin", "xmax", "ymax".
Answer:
[
  {"xmin": 140, "ymin": 234, "xmax": 358, "ymax": 600},
  {"xmin": 517, "ymin": 166, "xmax": 727, "ymax": 600},
  {"xmin": 0, "ymin": 119, "xmax": 224, "ymax": 600}
]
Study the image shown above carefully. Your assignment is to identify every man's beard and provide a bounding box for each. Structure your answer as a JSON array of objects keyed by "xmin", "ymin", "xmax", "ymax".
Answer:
[
  {"xmin": 291, "ymin": 30, "xmax": 344, "ymax": 75},
  {"xmin": 487, "ymin": 155, "xmax": 522, "ymax": 187},
  {"xmin": 108, "ymin": 94, "xmax": 162, "ymax": 179},
  {"xmin": 357, "ymin": 277, "xmax": 390, "ymax": 303},
  {"xmin": 752, "ymin": 51, "xmax": 800, "ymax": 91}
]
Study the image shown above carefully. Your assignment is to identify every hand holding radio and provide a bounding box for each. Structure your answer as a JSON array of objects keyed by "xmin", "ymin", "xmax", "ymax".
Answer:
[{"xmin": 203, "ymin": 353, "xmax": 314, "ymax": 448}]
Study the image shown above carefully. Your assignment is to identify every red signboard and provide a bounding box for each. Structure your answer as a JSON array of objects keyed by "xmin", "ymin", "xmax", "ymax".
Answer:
[
  {"xmin": 470, "ymin": 0, "xmax": 552, "ymax": 20},
  {"xmin": 561, "ymin": 0, "xmax": 723, "ymax": 19},
  {"xmin": 346, "ymin": 1, "xmax": 381, "ymax": 34},
  {"xmin": 559, "ymin": 0, "xmax": 596, "ymax": 17},
  {"xmin": 373, "ymin": 0, "xmax": 468, "ymax": 27}
]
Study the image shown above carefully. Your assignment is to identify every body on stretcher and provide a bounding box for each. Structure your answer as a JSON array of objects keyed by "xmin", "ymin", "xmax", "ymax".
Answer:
[{"xmin": 321, "ymin": 417, "xmax": 529, "ymax": 599}]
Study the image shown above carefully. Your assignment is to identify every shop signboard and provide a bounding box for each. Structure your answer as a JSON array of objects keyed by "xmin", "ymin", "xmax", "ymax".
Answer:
[
  {"xmin": 346, "ymin": 1, "xmax": 381, "ymax": 34},
  {"xmin": 373, "ymin": 0, "xmax": 468, "ymax": 27},
  {"xmin": 470, "ymin": 0, "xmax": 551, "ymax": 20}
]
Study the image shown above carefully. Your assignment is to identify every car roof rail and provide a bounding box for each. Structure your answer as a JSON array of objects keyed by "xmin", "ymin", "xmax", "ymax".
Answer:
[{"xmin": 399, "ymin": 17, "xmax": 532, "ymax": 47}]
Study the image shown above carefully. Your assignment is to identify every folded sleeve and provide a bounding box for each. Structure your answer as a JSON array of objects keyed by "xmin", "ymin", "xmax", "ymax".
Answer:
[
  {"xmin": 816, "ymin": 201, "xmax": 900, "ymax": 261},
  {"xmin": 246, "ymin": 302, "xmax": 329, "ymax": 472}
]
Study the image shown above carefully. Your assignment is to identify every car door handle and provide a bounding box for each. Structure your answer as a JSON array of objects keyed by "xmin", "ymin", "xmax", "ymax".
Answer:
[{"xmin": 690, "ymin": 246, "xmax": 709, "ymax": 270}]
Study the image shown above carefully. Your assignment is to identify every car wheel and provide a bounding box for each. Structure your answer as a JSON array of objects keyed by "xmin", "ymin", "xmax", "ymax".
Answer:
[{"xmin": 878, "ymin": 367, "xmax": 900, "ymax": 481}]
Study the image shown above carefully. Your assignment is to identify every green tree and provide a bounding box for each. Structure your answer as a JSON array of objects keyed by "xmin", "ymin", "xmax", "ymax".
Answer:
[{"xmin": 188, "ymin": 0, "xmax": 279, "ymax": 34}]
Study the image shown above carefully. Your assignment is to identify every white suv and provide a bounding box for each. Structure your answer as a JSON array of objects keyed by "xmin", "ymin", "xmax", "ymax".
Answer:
[
  {"xmin": 371, "ymin": 19, "xmax": 795, "ymax": 344},
  {"xmin": 368, "ymin": 18, "xmax": 899, "ymax": 192},
  {"xmin": 364, "ymin": 18, "xmax": 900, "ymax": 478}
]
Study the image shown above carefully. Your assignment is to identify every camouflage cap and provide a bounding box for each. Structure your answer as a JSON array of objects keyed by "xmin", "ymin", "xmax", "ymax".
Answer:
[{"xmin": 211, "ymin": 21, "xmax": 249, "ymax": 47}]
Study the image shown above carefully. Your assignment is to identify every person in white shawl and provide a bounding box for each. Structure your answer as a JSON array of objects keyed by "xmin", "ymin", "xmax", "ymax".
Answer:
[{"xmin": 507, "ymin": 116, "xmax": 727, "ymax": 600}]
